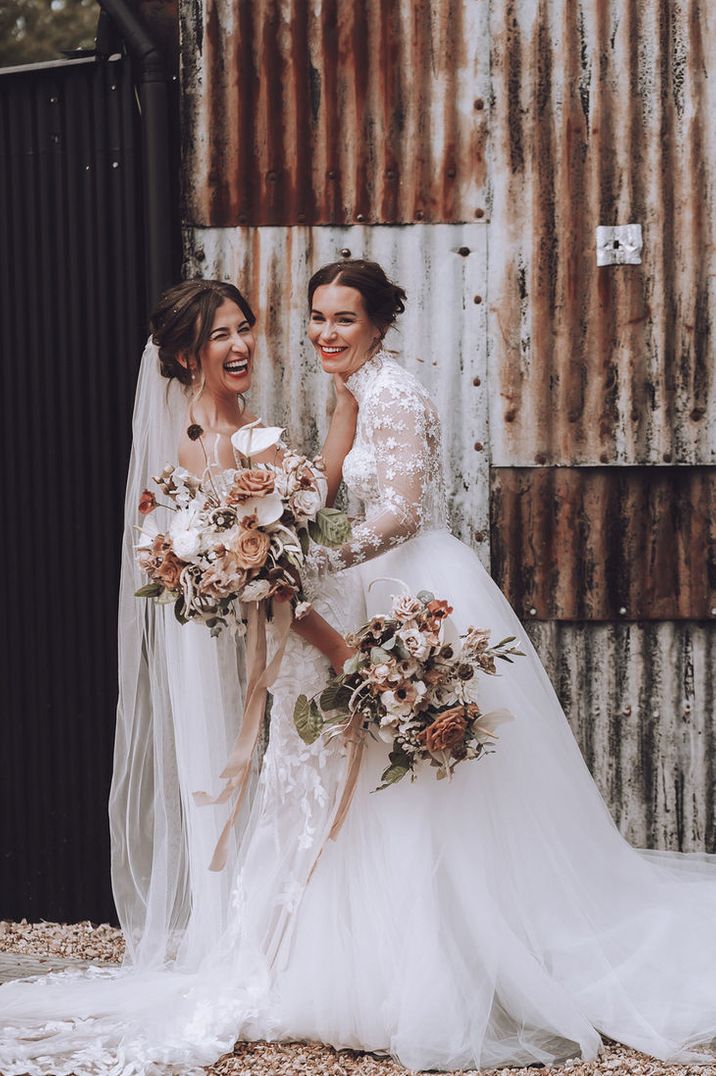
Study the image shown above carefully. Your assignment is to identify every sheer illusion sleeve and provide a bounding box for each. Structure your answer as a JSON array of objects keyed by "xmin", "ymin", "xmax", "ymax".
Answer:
[{"xmin": 305, "ymin": 377, "xmax": 435, "ymax": 578}]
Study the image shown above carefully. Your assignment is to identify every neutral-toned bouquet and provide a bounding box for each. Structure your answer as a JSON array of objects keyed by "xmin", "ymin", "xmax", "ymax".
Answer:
[
  {"xmin": 294, "ymin": 588, "xmax": 524, "ymax": 789},
  {"xmin": 135, "ymin": 420, "xmax": 350, "ymax": 635}
]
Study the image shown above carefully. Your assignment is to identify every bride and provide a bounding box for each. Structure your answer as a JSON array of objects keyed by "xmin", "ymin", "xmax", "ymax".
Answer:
[{"xmin": 2, "ymin": 267, "xmax": 716, "ymax": 1074}]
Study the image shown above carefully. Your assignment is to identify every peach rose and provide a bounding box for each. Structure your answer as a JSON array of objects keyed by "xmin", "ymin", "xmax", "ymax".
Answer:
[
  {"xmin": 231, "ymin": 524, "xmax": 270, "ymax": 570},
  {"xmin": 420, "ymin": 706, "xmax": 468, "ymax": 753},
  {"xmin": 147, "ymin": 536, "xmax": 184, "ymax": 590},
  {"xmin": 391, "ymin": 595, "xmax": 424, "ymax": 623},
  {"xmin": 228, "ymin": 469, "xmax": 275, "ymax": 503}
]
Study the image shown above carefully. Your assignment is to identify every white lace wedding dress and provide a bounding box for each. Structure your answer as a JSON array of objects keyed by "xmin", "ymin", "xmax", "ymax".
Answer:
[{"xmin": 2, "ymin": 350, "xmax": 716, "ymax": 1074}]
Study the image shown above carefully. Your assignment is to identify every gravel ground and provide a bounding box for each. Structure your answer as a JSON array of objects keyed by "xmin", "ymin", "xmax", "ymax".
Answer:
[{"xmin": 1, "ymin": 921, "xmax": 713, "ymax": 1076}]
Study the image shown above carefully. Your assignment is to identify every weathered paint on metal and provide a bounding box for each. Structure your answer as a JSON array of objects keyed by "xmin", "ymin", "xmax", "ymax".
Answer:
[
  {"xmin": 491, "ymin": 466, "xmax": 716, "ymax": 621},
  {"xmin": 527, "ymin": 620, "xmax": 716, "ymax": 853},
  {"xmin": 488, "ymin": 0, "xmax": 716, "ymax": 465},
  {"xmin": 180, "ymin": 0, "xmax": 489, "ymax": 227},
  {"xmin": 185, "ymin": 223, "xmax": 491, "ymax": 558}
]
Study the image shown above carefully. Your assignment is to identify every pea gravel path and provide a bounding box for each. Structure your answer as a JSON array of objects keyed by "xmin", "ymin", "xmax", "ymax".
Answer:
[{"xmin": 1, "ymin": 922, "xmax": 713, "ymax": 1076}]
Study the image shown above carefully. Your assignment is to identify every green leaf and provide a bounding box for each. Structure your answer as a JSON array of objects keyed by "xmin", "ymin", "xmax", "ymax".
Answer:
[
  {"xmin": 494, "ymin": 636, "xmax": 516, "ymax": 647},
  {"xmin": 293, "ymin": 694, "xmax": 324, "ymax": 744},
  {"xmin": 376, "ymin": 763, "xmax": 409, "ymax": 790},
  {"xmin": 299, "ymin": 527, "xmax": 310, "ymax": 557},
  {"xmin": 312, "ymin": 507, "xmax": 352, "ymax": 548},
  {"xmin": 381, "ymin": 635, "xmax": 397, "ymax": 650},
  {"xmin": 342, "ymin": 653, "xmax": 362, "ymax": 676},
  {"xmin": 319, "ymin": 682, "xmax": 353, "ymax": 712},
  {"xmin": 135, "ymin": 583, "xmax": 163, "ymax": 598},
  {"xmin": 416, "ymin": 590, "xmax": 435, "ymax": 605},
  {"xmin": 370, "ymin": 646, "xmax": 393, "ymax": 665},
  {"xmin": 173, "ymin": 596, "xmax": 188, "ymax": 625}
]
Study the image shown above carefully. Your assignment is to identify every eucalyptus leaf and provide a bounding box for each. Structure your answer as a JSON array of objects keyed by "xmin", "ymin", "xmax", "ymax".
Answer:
[
  {"xmin": 293, "ymin": 694, "xmax": 323, "ymax": 744},
  {"xmin": 312, "ymin": 507, "xmax": 352, "ymax": 548},
  {"xmin": 342, "ymin": 653, "xmax": 361, "ymax": 676},
  {"xmin": 173, "ymin": 597, "xmax": 188, "ymax": 625},
  {"xmin": 319, "ymin": 682, "xmax": 353, "ymax": 713},
  {"xmin": 299, "ymin": 528, "xmax": 310, "ymax": 557},
  {"xmin": 370, "ymin": 646, "xmax": 393, "ymax": 665},
  {"xmin": 135, "ymin": 583, "xmax": 163, "ymax": 598},
  {"xmin": 376, "ymin": 763, "xmax": 409, "ymax": 790},
  {"xmin": 416, "ymin": 590, "xmax": 435, "ymax": 604}
]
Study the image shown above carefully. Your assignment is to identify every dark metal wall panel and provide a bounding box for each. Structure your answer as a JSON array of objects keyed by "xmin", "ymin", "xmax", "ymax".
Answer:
[
  {"xmin": 527, "ymin": 621, "xmax": 716, "ymax": 853},
  {"xmin": 181, "ymin": 0, "xmax": 489, "ymax": 227},
  {"xmin": 491, "ymin": 466, "xmax": 716, "ymax": 621},
  {"xmin": 488, "ymin": 0, "xmax": 715, "ymax": 466},
  {"xmin": 0, "ymin": 57, "xmax": 146, "ymax": 923}
]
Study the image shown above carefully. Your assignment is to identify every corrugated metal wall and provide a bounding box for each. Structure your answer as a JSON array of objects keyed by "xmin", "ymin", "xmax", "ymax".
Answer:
[
  {"xmin": 0, "ymin": 55, "xmax": 146, "ymax": 922},
  {"xmin": 180, "ymin": 0, "xmax": 715, "ymax": 852}
]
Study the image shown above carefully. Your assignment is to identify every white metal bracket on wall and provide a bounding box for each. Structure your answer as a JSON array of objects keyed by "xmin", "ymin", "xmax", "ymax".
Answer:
[{"xmin": 595, "ymin": 224, "xmax": 643, "ymax": 266}]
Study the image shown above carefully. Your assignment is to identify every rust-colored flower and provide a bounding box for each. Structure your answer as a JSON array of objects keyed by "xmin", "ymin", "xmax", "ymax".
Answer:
[
  {"xmin": 150, "ymin": 537, "xmax": 184, "ymax": 590},
  {"xmin": 419, "ymin": 706, "xmax": 468, "ymax": 753},
  {"xmin": 426, "ymin": 599, "xmax": 453, "ymax": 628},
  {"xmin": 227, "ymin": 469, "xmax": 275, "ymax": 502},
  {"xmin": 232, "ymin": 524, "xmax": 270, "ymax": 570},
  {"xmin": 138, "ymin": 489, "xmax": 157, "ymax": 515}
]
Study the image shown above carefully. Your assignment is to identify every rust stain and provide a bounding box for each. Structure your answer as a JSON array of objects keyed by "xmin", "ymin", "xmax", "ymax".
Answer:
[
  {"xmin": 183, "ymin": 0, "xmax": 488, "ymax": 226},
  {"xmin": 490, "ymin": 467, "xmax": 716, "ymax": 621}
]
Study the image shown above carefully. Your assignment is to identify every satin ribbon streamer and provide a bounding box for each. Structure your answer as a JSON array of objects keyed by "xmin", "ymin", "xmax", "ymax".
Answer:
[{"xmin": 194, "ymin": 598, "xmax": 292, "ymax": 871}]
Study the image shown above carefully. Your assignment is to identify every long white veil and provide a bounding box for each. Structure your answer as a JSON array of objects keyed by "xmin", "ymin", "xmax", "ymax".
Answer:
[{"xmin": 110, "ymin": 338, "xmax": 250, "ymax": 969}]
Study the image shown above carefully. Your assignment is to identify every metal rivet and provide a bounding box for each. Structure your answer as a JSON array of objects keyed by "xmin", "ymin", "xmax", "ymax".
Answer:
[
  {"xmin": 710, "ymin": 608, "xmax": 716, "ymax": 616},
  {"xmin": 458, "ymin": 246, "xmax": 471, "ymax": 257},
  {"xmin": 505, "ymin": 410, "xmax": 516, "ymax": 422},
  {"xmin": 622, "ymin": 705, "xmax": 632, "ymax": 716},
  {"xmin": 535, "ymin": 452, "xmax": 547, "ymax": 465},
  {"xmin": 327, "ymin": 169, "xmax": 337, "ymax": 179},
  {"xmin": 50, "ymin": 133, "xmax": 60, "ymax": 144},
  {"xmin": 684, "ymin": 702, "xmax": 692, "ymax": 713},
  {"xmin": 474, "ymin": 207, "xmax": 485, "ymax": 219},
  {"xmin": 599, "ymin": 451, "xmax": 609, "ymax": 464},
  {"xmin": 267, "ymin": 170, "xmax": 278, "ymax": 182},
  {"xmin": 618, "ymin": 606, "xmax": 627, "ymax": 615},
  {"xmin": 84, "ymin": 164, "xmax": 91, "ymax": 172},
  {"xmin": 356, "ymin": 213, "xmax": 365, "ymax": 222},
  {"xmin": 662, "ymin": 451, "xmax": 673, "ymax": 463},
  {"xmin": 415, "ymin": 210, "xmax": 424, "ymax": 220},
  {"xmin": 474, "ymin": 98, "xmax": 485, "ymax": 110},
  {"xmin": 112, "ymin": 161, "xmax": 119, "ymax": 168},
  {"xmin": 529, "ymin": 607, "xmax": 537, "ymax": 617},
  {"xmin": 49, "ymin": 95, "xmax": 58, "ymax": 103},
  {"xmin": 472, "ymin": 376, "xmax": 481, "ymax": 387},
  {"xmin": 473, "ymin": 294, "xmax": 482, "ymax": 304},
  {"xmin": 691, "ymin": 407, "xmax": 705, "ymax": 422},
  {"xmin": 340, "ymin": 248, "xmax": 351, "ymax": 258},
  {"xmin": 473, "ymin": 441, "xmax": 483, "ymax": 452}
]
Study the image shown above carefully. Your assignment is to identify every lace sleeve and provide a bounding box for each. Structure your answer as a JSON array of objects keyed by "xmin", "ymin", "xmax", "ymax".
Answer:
[{"xmin": 305, "ymin": 380, "xmax": 429, "ymax": 576}]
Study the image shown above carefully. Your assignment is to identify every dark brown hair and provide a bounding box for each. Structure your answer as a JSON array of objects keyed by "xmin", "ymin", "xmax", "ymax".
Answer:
[
  {"xmin": 307, "ymin": 259, "xmax": 407, "ymax": 332},
  {"xmin": 150, "ymin": 280, "xmax": 256, "ymax": 386}
]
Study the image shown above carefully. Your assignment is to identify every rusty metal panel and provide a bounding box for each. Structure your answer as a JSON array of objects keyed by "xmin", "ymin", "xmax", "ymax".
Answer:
[
  {"xmin": 488, "ymin": 0, "xmax": 716, "ymax": 466},
  {"xmin": 491, "ymin": 466, "xmax": 716, "ymax": 621},
  {"xmin": 185, "ymin": 223, "xmax": 490, "ymax": 558},
  {"xmin": 527, "ymin": 621, "xmax": 716, "ymax": 853},
  {"xmin": 181, "ymin": 0, "xmax": 489, "ymax": 227}
]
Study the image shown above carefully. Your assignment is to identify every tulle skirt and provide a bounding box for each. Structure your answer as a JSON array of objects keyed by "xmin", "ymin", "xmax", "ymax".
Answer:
[
  {"xmin": 266, "ymin": 530, "xmax": 716, "ymax": 1070},
  {"xmin": 2, "ymin": 529, "xmax": 716, "ymax": 1074}
]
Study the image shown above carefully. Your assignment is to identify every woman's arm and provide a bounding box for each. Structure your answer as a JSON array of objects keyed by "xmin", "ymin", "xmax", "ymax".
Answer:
[
  {"xmin": 321, "ymin": 374, "xmax": 359, "ymax": 507},
  {"xmin": 291, "ymin": 608, "xmax": 355, "ymax": 673}
]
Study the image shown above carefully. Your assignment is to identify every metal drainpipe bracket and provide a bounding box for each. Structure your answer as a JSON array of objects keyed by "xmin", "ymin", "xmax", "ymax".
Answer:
[{"xmin": 595, "ymin": 224, "xmax": 643, "ymax": 266}]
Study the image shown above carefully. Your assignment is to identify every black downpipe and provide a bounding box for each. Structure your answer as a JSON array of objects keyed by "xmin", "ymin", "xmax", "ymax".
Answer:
[{"xmin": 96, "ymin": 0, "xmax": 173, "ymax": 313}]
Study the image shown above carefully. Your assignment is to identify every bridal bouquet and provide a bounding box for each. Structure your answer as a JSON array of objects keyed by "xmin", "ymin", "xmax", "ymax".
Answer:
[
  {"xmin": 135, "ymin": 421, "xmax": 350, "ymax": 634},
  {"xmin": 293, "ymin": 590, "xmax": 524, "ymax": 788}
]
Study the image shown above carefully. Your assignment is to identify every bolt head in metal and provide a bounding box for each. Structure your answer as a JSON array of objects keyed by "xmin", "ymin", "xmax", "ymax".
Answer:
[
  {"xmin": 340, "ymin": 248, "xmax": 351, "ymax": 258},
  {"xmin": 327, "ymin": 169, "xmax": 337, "ymax": 179},
  {"xmin": 458, "ymin": 246, "xmax": 471, "ymax": 257},
  {"xmin": 473, "ymin": 441, "xmax": 483, "ymax": 452},
  {"xmin": 473, "ymin": 295, "xmax": 482, "ymax": 304},
  {"xmin": 267, "ymin": 170, "xmax": 278, "ymax": 182},
  {"xmin": 112, "ymin": 161, "xmax": 119, "ymax": 168},
  {"xmin": 447, "ymin": 167, "xmax": 456, "ymax": 178},
  {"xmin": 386, "ymin": 169, "xmax": 396, "ymax": 180},
  {"xmin": 529, "ymin": 607, "xmax": 537, "ymax": 617},
  {"xmin": 355, "ymin": 213, "xmax": 365, "ymax": 222},
  {"xmin": 474, "ymin": 98, "xmax": 485, "ymax": 110},
  {"xmin": 415, "ymin": 210, "xmax": 424, "ymax": 220},
  {"xmin": 474, "ymin": 207, "xmax": 485, "ymax": 219},
  {"xmin": 711, "ymin": 608, "xmax": 716, "ymax": 616},
  {"xmin": 618, "ymin": 606, "xmax": 627, "ymax": 615},
  {"xmin": 472, "ymin": 376, "xmax": 481, "ymax": 387}
]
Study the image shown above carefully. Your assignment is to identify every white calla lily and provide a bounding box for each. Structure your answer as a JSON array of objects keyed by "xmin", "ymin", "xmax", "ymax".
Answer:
[
  {"xmin": 136, "ymin": 515, "xmax": 160, "ymax": 549},
  {"xmin": 231, "ymin": 419, "xmax": 284, "ymax": 459},
  {"xmin": 234, "ymin": 493, "xmax": 284, "ymax": 526},
  {"xmin": 473, "ymin": 708, "xmax": 514, "ymax": 744}
]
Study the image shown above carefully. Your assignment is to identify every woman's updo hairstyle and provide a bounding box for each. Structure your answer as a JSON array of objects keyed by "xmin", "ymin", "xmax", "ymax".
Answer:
[
  {"xmin": 307, "ymin": 259, "xmax": 407, "ymax": 333},
  {"xmin": 150, "ymin": 279, "xmax": 256, "ymax": 386}
]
